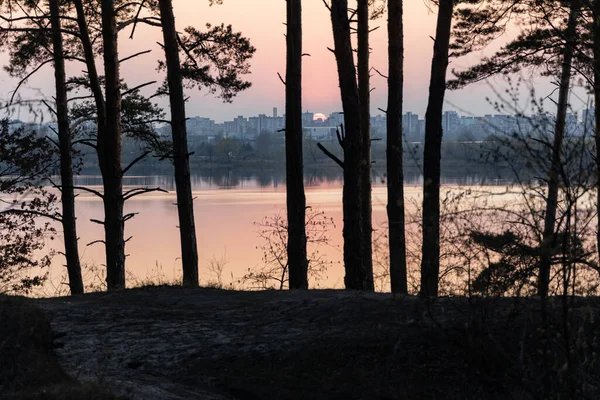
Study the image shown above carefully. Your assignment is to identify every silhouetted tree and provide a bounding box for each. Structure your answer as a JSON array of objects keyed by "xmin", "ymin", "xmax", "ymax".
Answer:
[
  {"xmin": 0, "ymin": 0, "xmax": 84, "ymax": 295},
  {"xmin": 420, "ymin": 0, "xmax": 454, "ymax": 297},
  {"xmin": 0, "ymin": 121, "xmax": 57, "ymax": 294},
  {"xmin": 386, "ymin": 0, "xmax": 408, "ymax": 294},
  {"xmin": 358, "ymin": 0, "xmax": 373, "ymax": 283},
  {"xmin": 158, "ymin": 0, "xmax": 199, "ymax": 287},
  {"xmin": 96, "ymin": 0, "xmax": 126, "ymax": 290},
  {"xmin": 327, "ymin": 0, "xmax": 374, "ymax": 290},
  {"xmin": 538, "ymin": 0, "xmax": 581, "ymax": 298},
  {"xmin": 73, "ymin": 0, "xmax": 163, "ymax": 290},
  {"xmin": 594, "ymin": 0, "xmax": 600, "ymax": 264},
  {"xmin": 449, "ymin": 0, "xmax": 590, "ymax": 296},
  {"xmin": 49, "ymin": 0, "xmax": 84, "ymax": 295},
  {"xmin": 285, "ymin": 0, "xmax": 308, "ymax": 289}
]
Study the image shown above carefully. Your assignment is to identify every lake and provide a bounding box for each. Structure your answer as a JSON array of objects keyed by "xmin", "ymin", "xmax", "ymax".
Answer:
[{"xmin": 42, "ymin": 167, "xmax": 519, "ymax": 294}]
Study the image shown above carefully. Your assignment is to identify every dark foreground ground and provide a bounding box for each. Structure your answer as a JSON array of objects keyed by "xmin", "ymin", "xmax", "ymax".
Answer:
[{"xmin": 3, "ymin": 288, "xmax": 600, "ymax": 399}]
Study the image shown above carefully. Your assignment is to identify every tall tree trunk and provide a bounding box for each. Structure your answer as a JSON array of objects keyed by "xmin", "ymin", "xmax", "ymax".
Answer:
[
  {"xmin": 538, "ymin": 0, "xmax": 579, "ymax": 298},
  {"xmin": 357, "ymin": 0, "xmax": 373, "ymax": 286},
  {"xmin": 49, "ymin": 0, "xmax": 83, "ymax": 295},
  {"xmin": 74, "ymin": 0, "xmax": 116, "ymax": 290},
  {"xmin": 158, "ymin": 0, "xmax": 199, "ymax": 288},
  {"xmin": 285, "ymin": 0, "xmax": 308, "ymax": 289},
  {"xmin": 420, "ymin": 0, "xmax": 454, "ymax": 298},
  {"xmin": 594, "ymin": 0, "xmax": 600, "ymax": 266},
  {"xmin": 387, "ymin": 0, "xmax": 407, "ymax": 294},
  {"xmin": 330, "ymin": 0, "xmax": 373, "ymax": 291},
  {"xmin": 100, "ymin": 0, "xmax": 125, "ymax": 290},
  {"xmin": 73, "ymin": 0, "xmax": 106, "ymax": 123}
]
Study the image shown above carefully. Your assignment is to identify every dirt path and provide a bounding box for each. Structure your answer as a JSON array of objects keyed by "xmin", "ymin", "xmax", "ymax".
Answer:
[{"xmin": 35, "ymin": 287, "xmax": 539, "ymax": 399}]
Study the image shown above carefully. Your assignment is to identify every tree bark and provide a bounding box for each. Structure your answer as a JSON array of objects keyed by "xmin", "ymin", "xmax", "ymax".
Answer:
[
  {"xmin": 330, "ymin": 0, "xmax": 373, "ymax": 291},
  {"xmin": 158, "ymin": 0, "xmax": 199, "ymax": 288},
  {"xmin": 49, "ymin": 0, "xmax": 84, "ymax": 295},
  {"xmin": 100, "ymin": 0, "xmax": 125, "ymax": 290},
  {"xmin": 594, "ymin": 0, "xmax": 600, "ymax": 269},
  {"xmin": 357, "ymin": 0, "xmax": 373, "ymax": 287},
  {"xmin": 387, "ymin": 0, "xmax": 407, "ymax": 294},
  {"xmin": 285, "ymin": 0, "xmax": 308, "ymax": 289},
  {"xmin": 420, "ymin": 0, "xmax": 454, "ymax": 298},
  {"xmin": 538, "ymin": 0, "xmax": 579, "ymax": 298}
]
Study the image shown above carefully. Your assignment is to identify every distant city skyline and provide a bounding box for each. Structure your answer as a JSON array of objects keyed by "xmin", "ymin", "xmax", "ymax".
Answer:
[{"xmin": 150, "ymin": 107, "xmax": 590, "ymax": 143}]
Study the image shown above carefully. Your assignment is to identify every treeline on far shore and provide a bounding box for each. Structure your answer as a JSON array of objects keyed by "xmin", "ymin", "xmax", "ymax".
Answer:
[{"xmin": 72, "ymin": 135, "xmax": 531, "ymax": 183}]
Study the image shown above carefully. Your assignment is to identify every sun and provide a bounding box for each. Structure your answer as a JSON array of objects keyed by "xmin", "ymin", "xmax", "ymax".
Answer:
[{"xmin": 313, "ymin": 113, "xmax": 327, "ymax": 122}]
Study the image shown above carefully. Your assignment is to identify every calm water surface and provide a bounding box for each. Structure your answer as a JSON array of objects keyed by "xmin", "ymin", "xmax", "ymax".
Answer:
[{"xmin": 44, "ymin": 171, "xmax": 514, "ymax": 293}]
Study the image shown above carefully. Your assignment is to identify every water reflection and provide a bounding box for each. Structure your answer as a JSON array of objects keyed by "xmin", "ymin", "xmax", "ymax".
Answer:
[
  {"xmin": 42, "ymin": 166, "xmax": 519, "ymax": 294},
  {"xmin": 73, "ymin": 165, "xmax": 516, "ymax": 191}
]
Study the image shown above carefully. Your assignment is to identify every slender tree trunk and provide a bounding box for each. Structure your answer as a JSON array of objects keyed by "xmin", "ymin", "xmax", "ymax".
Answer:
[
  {"xmin": 357, "ymin": 0, "xmax": 373, "ymax": 286},
  {"xmin": 420, "ymin": 0, "xmax": 454, "ymax": 298},
  {"xmin": 49, "ymin": 0, "xmax": 83, "ymax": 295},
  {"xmin": 74, "ymin": 0, "xmax": 116, "ymax": 290},
  {"xmin": 158, "ymin": 0, "xmax": 199, "ymax": 287},
  {"xmin": 594, "ymin": 0, "xmax": 600, "ymax": 265},
  {"xmin": 387, "ymin": 0, "xmax": 407, "ymax": 294},
  {"xmin": 101, "ymin": 0, "xmax": 125, "ymax": 290},
  {"xmin": 285, "ymin": 0, "xmax": 308, "ymax": 289},
  {"xmin": 74, "ymin": 0, "xmax": 106, "ymax": 122},
  {"xmin": 538, "ymin": 0, "xmax": 579, "ymax": 298},
  {"xmin": 330, "ymin": 0, "xmax": 373, "ymax": 291}
]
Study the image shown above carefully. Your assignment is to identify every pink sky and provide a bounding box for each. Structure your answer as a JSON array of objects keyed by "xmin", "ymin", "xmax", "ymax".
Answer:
[{"xmin": 0, "ymin": 1, "xmax": 549, "ymax": 123}]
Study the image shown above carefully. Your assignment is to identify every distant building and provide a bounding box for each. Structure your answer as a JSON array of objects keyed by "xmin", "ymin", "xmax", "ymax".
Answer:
[
  {"xmin": 186, "ymin": 117, "xmax": 215, "ymax": 136},
  {"xmin": 302, "ymin": 111, "xmax": 314, "ymax": 126},
  {"xmin": 174, "ymin": 107, "xmax": 593, "ymax": 144},
  {"xmin": 327, "ymin": 112, "xmax": 344, "ymax": 128}
]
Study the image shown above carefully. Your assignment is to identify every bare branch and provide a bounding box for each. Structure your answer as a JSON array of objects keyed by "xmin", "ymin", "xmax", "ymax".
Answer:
[
  {"xmin": 72, "ymin": 139, "xmax": 97, "ymax": 149},
  {"xmin": 121, "ymin": 80, "xmax": 157, "ymax": 97},
  {"xmin": 123, "ymin": 212, "xmax": 139, "ymax": 222},
  {"xmin": 277, "ymin": 72, "xmax": 286, "ymax": 85},
  {"xmin": 9, "ymin": 59, "xmax": 54, "ymax": 105},
  {"xmin": 123, "ymin": 187, "xmax": 168, "ymax": 201},
  {"xmin": 372, "ymin": 67, "xmax": 388, "ymax": 79},
  {"xmin": 41, "ymin": 100, "xmax": 58, "ymax": 117},
  {"xmin": 45, "ymin": 135, "xmax": 60, "ymax": 148},
  {"xmin": 122, "ymin": 151, "xmax": 151, "ymax": 175},
  {"xmin": 120, "ymin": 49, "xmax": 152, "ymax": 64},
  {"xmin": 72, "ymin": 186, "xmax": 104, "ymax": 198},
  {"xmin": 317, "ymin": 143, "xmax": 344, "ymax": 169},
  {"xmin": 128, "ymin": 0, "xmax": 148, "ymax": 39}
]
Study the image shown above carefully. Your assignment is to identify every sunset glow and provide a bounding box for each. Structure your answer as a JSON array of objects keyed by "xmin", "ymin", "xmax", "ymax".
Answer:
[{"xmin": 0, "ymin": 0, "xmax": 507, "ymax": 123}]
